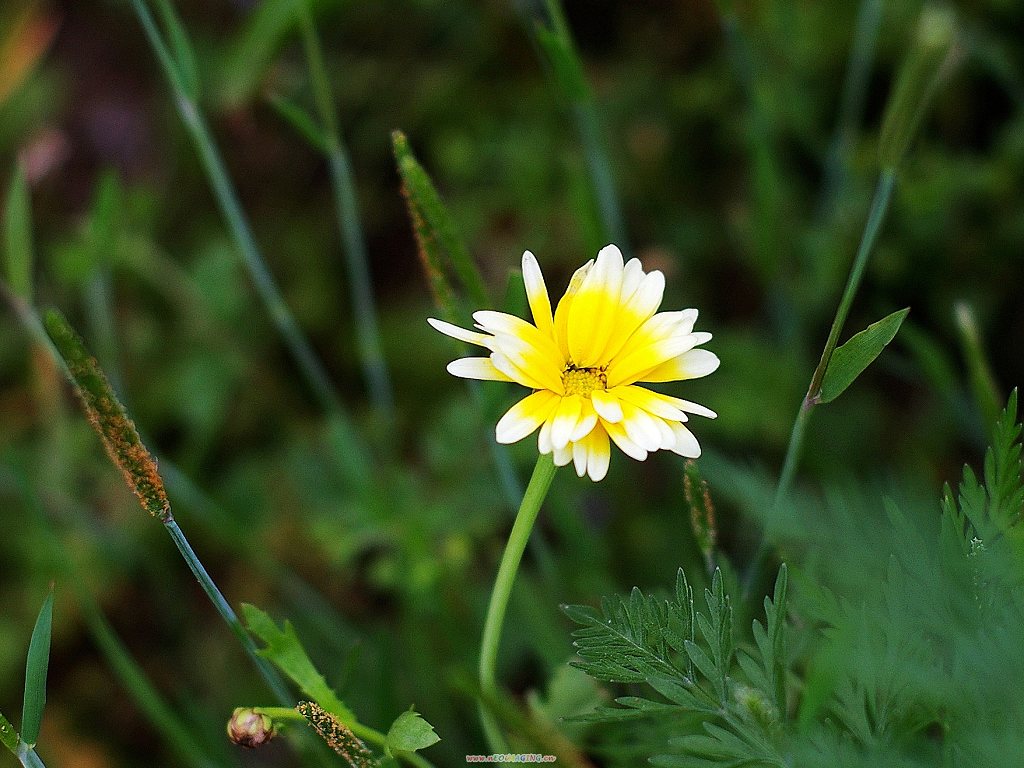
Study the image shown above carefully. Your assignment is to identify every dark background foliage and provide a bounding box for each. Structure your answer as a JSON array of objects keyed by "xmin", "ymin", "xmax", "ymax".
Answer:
[{"xmin": 0, "ymin": 0, "xmax": 1021, "ymax": 765}]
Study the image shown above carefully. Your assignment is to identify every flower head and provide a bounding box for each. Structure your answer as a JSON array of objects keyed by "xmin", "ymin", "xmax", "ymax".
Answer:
[{"xmin": 429, "ymin": 245, "xmax": 719, "ymax": 481}]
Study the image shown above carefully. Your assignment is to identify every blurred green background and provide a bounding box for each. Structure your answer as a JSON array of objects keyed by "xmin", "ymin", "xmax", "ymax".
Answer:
[{"xmin": 1, "ymin": 0, "xmax": 1022, "ymax": 765}]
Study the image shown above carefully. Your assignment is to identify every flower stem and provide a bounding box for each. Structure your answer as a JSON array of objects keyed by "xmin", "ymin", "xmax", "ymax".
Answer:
[{"xmin": 478, "ymin": 454, "xmax": 558, "ymax": 752}]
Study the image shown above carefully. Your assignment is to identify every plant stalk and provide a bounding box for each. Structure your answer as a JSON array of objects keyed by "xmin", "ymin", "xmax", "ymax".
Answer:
[
  {"xmin": 296, "ymin": 3, "xmax": 395, "ymax": 418},
  {"xmin": 478, "ymin": 454, "xmax": 558, "ymax": 752},
  {"xmin": 130, "ymin": 0, "xmax": 341, "ymax": 416},
  {"xmin": 776, "ymin": 168, "xmax": 896, "ymax": 507}
]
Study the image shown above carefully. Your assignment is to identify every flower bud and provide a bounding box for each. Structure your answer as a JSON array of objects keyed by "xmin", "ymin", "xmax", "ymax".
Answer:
[{"xmin": 227, "ymin": 708, "xmax": 276, "ymax": 748}]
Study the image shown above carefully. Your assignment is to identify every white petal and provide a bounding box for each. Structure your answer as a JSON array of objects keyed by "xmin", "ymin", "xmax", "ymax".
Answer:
[
  {"xmin": 620, "ymin": 258, "xmax": 645, "ymax": 297},
  {"xmin": 552, "ymin": 443, "xmax": 573, "ymax": 467},
  {"xmin": 620, "ymin": 403, "xmax": 664, "ymax": 452},
  {"xmin": 427, "ymin": 317, "xmax": 491, "ymax": 347},
  {"xmin": 669, "ymin": 422, "xmax": 702, "ymax": 457},
  {"xmin": 591, "ymin": 389, "xmax": 624, "ymax": 423},
  {"xmin": 572, "ymin": 440, "xmax": 588, "ymax": 477},
  {"xmin": 656, "ymin": 418, "xmax": 676, "ymax": 450},
  {"xmin": 538, "ymin": 416, "xmax": 554, "ymax": 454},
  {"xmin": 641, "ymin": 349, "xmax": 721, "ymax": 383},
  {"xmin": 495, "ymin": 391, "xmax": 560, "ymax": 444},
  {"xmin": 446, "ymin": 357, "xmax": 513, "ymax": 381},
  {"xmin": 605, "ymin": 421, "xmax": 648, "ymax": 461},
  {"xmin": 550, "ymin": 395, "xmax": 584, "ymax": 451},
  {"xmin": 585, "ymin": 428, "xmax": 611, "ymax": 481},
  {"xmin": 675, "ymin": 399, "xmax": 717, "ymax": 419},
  {"xmin": 570, "ymin": 403, "xmax": 599, "ymax": 441}
]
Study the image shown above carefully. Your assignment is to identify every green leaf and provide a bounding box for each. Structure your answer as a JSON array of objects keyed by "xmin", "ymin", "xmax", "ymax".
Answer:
[
  {"xmin": 267, "ymin": 94, "xmax": 328, "ymax": 153},
  {"xmin": 153, "ymin": 0, "xmax": 200, "ymax": 102},
  {"xmin": 21, "ymin": 588, "xmax": 53, "ymax": 747},
  {"xmin": 818, "ymin": 307, "xmax": 909, "ymax": 404},
  {"xmin": 241, "ymin": 604, "xmax": 357, "ymax": 724},
  {"xmin": 0, "ymin": 711, "xmax": 18, "ymax": 753},
  {"xmin": 385, "ymin": 710, "xmax": 440, "ymax": 755},
  {"xmin": 534, "ymin": 22, "xmax": 587, "ymax": 102},
  {"xmin": 216, "ymin": 0, "xmax": 298, "ymax": 108},
  {"xmin": 4, "ymin": 162, "xmax": 33, "ymax": 303}
]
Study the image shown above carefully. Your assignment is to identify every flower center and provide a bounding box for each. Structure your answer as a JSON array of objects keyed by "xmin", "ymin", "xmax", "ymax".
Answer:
[{"xmin": 561, "ymin": 364, "xmax": 607, "ymax": 397}]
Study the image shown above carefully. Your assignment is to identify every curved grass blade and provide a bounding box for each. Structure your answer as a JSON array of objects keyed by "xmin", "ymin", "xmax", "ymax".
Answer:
[{"xmin": 20, "ymin": 589, "xmax": 53, "ymax": 748}]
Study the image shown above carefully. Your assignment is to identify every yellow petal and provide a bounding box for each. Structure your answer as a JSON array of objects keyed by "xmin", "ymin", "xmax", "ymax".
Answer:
[
  {"xmin": 600, "ymin": 270, "xmax": 665, "ymax": 362},
  {"xmin": 489, "ymin": 335, "xmax": 565, "ymax": 393},
  {"xmin": 567, "ymin": 244, "xmax": 624, "ymax": 366},
  {"xmin": 606, "ymin": 334, "xmax": 703, "ymax": 388},
  {"xmin": 522, "ymin": 251, "xmax": 554, "ymax": 339},
  {"xmin": 473, "ymin": 310, "xmax": 562, "ymax": 361},
  {"xmin": 490, "ymin": 351, "xmax": 552, "ymax": 391},
  {"xmin": 641, "ymin": 349, "xmax": 721, "ymax": 384},
  {"xmin": 495, "ymin": 390, "xmax": 560, "ymax": 444},
  {"xmin": 553, "ymin": 259, "xmax": 593, "ymax": 361},
  {"xmin": 446, "ymin": 357, "xmax": 513, "ymax": 381}
]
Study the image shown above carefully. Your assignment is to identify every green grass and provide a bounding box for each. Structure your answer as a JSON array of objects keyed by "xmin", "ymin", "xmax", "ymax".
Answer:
[{"xmin": 0, "ymin": 1, "xmax": 1022, "ymax": 765}]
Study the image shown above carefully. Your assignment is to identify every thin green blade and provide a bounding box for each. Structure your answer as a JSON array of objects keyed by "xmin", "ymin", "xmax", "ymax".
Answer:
[{"xmin": 4, "ymin": 162, "xmax": 33, "ymax": 303}]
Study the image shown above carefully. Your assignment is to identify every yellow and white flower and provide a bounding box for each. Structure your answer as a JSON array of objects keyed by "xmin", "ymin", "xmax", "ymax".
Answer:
[{"xmin": 428, "ymin": 244, "xmax": 719, "ymax": 481}]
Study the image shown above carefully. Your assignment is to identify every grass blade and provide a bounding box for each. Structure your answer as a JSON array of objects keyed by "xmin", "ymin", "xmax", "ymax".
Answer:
[
  {"xmin": 4, "ymin": 162, "xmax": 33, "ymax": 304},
  {"xmin": 78, "ymin": 591, "xmax": 223, "ymax": 768},
  {"xmin": 131, "ymin": 0, "xmax": 346, "ymax": 418},
  {"xmin": 530, "ymin": 0, "xmax": 628, "ymax": 253},
  {"xmin": 42, "ymin": 307, "xmax": 293, "ymax": 705},
  {"xmin": 20, "ymin": 589, "xmax": 53, "ymax": 747},
  {"xmin": 295, "ymin": 2, "xmax": 395, "ymax": 418}
]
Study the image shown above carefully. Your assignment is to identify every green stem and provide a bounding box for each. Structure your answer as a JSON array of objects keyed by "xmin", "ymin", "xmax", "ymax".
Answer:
[
  {"xmin": 748, "ymin": 170, "xmax": 897, "ymax": 594},
  {"xmin": 817, "ymin": 0, "xmax": 884, "ymax": 218},
  {"xmin": 540, "ymin": 0, "xmax": 629, "ymax": 252},
  {"xmin": 778, "ymin": 168, "xmax": 896, "ymax": 505},
  {"xmin": 478, "ymin": 454, "xmax": 558, "ymax": 752},
  {"xmin": 296, "ymin": 4, "xmax": 395, "ymax": 418},
  {"xmin": 954, "ymin": 300, "xmax": 1001, "ymax": 430},
  {"xmin": 15, "ymin": 743, "xmax": 46, "ymax": 768},
  {"xmin": 130, "ymin": 0, "xmax": 341, "ymax": 416},
  {"xmin": 164, "ymin": 521, "xmax": 294, "ymax": 705},
  {"xmin": 78, "ymin": 589, "xmax": 220, "ymax": 768}
]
